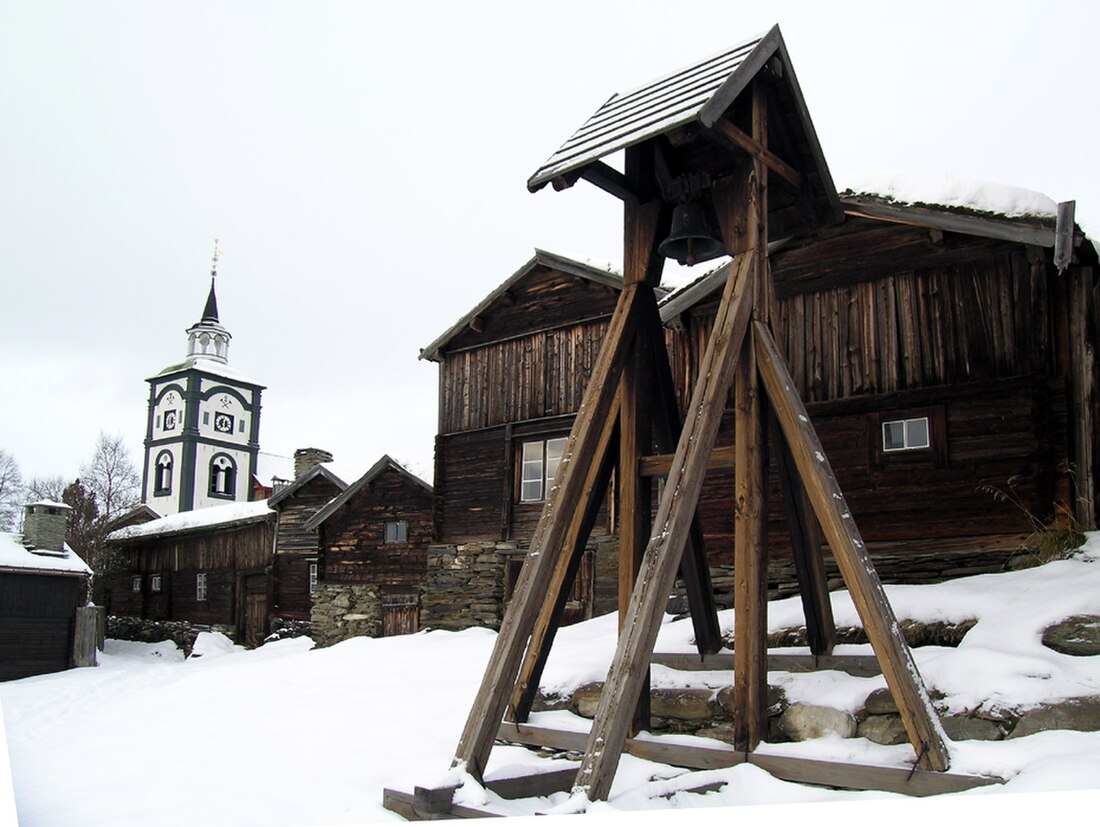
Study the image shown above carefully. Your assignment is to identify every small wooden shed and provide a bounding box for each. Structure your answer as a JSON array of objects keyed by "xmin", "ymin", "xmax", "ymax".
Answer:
[{"xmin": 0, "ymin": 502, "xmax": 92, "ymax": 681}]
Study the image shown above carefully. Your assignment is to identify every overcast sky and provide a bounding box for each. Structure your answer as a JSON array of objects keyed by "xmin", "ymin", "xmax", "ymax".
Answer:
[{"xmin": 2, "ymin": 1, "xmax": 1097, "ymax": 489}]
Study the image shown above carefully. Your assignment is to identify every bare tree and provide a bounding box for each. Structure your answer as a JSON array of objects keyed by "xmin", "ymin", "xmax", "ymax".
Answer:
[
  {"xmin": 0, "ymin": 449, "xmax": 23, "ymax": 531},
  {"xmin": 26, "ymin": 474, "xmax": 67, "ymax": 503},
  {"xmin": 81, "ymin": 433, "xmax": 140, "ymax": 523}
]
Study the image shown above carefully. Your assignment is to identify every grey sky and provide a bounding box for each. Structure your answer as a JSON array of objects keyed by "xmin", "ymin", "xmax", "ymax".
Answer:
[{"xmin": 2, "ymin": 1, "xmax": 1097, "ymax": 486}]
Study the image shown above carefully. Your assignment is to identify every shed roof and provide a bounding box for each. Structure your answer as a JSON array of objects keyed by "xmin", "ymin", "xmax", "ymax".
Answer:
[
  {"xmin": 419, "ymin": 249, "xmax": 629, "ymax": 363},
  {"xmin": 0, "ymin": 532, "xmax": 91, "ymax": 577},
  {"xmin": 304, "ymin": 455, "xmax": 431, "ymax": 531}
]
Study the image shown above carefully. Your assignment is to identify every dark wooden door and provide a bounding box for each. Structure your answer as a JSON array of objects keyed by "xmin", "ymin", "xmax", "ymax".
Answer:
[
  {"xmin": 242, "ymin": 575, "xmax": 268, "ymax": 647},
  {"xmin": 381, "ymin": 594, "xmax": 419, "ymax": 636}
]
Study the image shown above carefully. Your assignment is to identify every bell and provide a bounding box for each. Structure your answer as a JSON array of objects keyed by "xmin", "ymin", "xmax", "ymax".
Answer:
[{"xmin": 658, "ymin": 200, "xmax": 726, "ymax": 266}]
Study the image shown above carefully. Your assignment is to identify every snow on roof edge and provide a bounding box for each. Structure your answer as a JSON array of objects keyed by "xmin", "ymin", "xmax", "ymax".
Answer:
[
  {"xmin": 838, "ymin": 171, "xmax": 1058, "ymax": 220},
  {"xmin": 107, "ymin": 500, "xmax": 275, "ymax": 543}
]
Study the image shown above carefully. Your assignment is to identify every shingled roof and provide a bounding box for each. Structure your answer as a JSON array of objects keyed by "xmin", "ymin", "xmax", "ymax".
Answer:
[{"xmin": 527, "ymin": 25, "xmax": 842, "ymax": 240}]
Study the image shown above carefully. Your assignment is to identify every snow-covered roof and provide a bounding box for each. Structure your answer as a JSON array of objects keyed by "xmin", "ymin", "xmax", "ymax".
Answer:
[
  {"xmin": 255, "ymin": 452, "xmax": 296, "ymax": 487},
  {"xmin": 26, "ymin": 499, "xmax": 70, "ymax": 511},
  {"xmin": 0, "ymin": 532, "xmax": 91, "ymax": 576},
  {"xmin": 149, "ymin": 355, "xmax": 264, "ymax": 388},
  {"xmin": 839, "ymin": 172, "xmax": 1057, "ymax": 220},
  {"xmin": 107, "ymin": 499, "xmax": 275, "ymax": 543}
]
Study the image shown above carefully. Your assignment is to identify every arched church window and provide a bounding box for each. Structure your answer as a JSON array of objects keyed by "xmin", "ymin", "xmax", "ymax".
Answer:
[
  {"xmin": 209, "ymin": 454, "xmax": 237, "ymax": 499},
  {"xmin": 154, "ymin": 451, "xmax": 173, "ymax": 495}
]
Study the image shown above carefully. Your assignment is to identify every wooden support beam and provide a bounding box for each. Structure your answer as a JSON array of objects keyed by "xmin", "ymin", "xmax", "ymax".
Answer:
[
  {"xmin": 733, "ymin": 332, "xmax": 768, "ymax": 751},
  {"xmin": 581, "ymin": 161, "xmax": 642, "ymax": 202},
  {"xmin": 1069, "ymin": 266, "xmax": 1096, "ymax": 529},
  {"xmin": 498, "ymin": 723, "xmax": 1000, "ymax": 798},
  {"xmin": 772, "ymin": 413, "xmax": 835, "ymax": 656},
  {"xmin": 510, "ymin": 401, "xmax": 621, "ymax": 721},
  {"xmin": 638, "ymin": 445, "xmax": 735, "ymax": 477},
  {"xmin": 573, "ymin": 242, "xmax": 757, "ymax": 802},
  {"xmin": 711, "ymin": 118, "xmax": 802, "ymax": 190},
  {"xmin": 651, "ymin": 651, "xmax": 882, "ymax": 677},
  {"xmin": 453, "ymin": 284, "xmax": 645, "ymax": 779},
  {"xmin": 753, "ymin": 320, "xmax": 950, "ymax": 772},
  {"xmin": 645, "ymin": 295, "xmax": 721, "ymax": 655}
]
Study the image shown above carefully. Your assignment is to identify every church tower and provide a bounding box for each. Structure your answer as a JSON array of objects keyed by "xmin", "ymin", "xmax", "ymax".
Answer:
[{"xmin": 141, "ymin": 248, "xmax": 265, "ymax": 515}]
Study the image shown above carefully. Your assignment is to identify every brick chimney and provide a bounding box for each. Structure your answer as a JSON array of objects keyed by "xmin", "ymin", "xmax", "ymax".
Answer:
[
  {"xmin": 23, "ymin": 501, "xmax": 71, "ymax": 552},
  {"xmin": 294, "ymin": 448, "xmax": 334, "ymax": 479}
]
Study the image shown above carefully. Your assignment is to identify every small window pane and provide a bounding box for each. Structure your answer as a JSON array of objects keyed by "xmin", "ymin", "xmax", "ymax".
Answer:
[
  {"xmin": 520, "ymin": 441, "xmax": 544, "ymax": 502},
  {"xmin": 906, "ymin": 417, "xmax": 930, "ymax": 449},
  {"xmin": 132, "ymin": 576, "xmax": 142, "ymax": 592},
  {"xmin": 544, "ymin": 438, "xmax": 568, "ymax": 490},
  {"xmin": 384, "ymin": 521, "xmax": 407, "ymax": 543},
  {"xmin": 196, "ymin": 573, "xmax": 208, "ymax": 601},
  {"xmin": 883, "ymin": 421, "xmax": 906, "ymax": 451}
]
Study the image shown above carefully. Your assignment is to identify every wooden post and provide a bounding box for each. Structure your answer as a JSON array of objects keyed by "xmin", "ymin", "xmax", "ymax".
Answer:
[
  {"xmin": 754, "ymin": 320, "xmax": 950, "ymax": 772},
  {"xmin": 73, "ymin": 605, "xmax": 100, "ymax": 668},
  {"xmin": 453, "ymin": 284, "xmax": 644, "ymax": 779},
  {"xmin": 1069, "ymin": 266, "xmax": 1096, "ymax": 529},
  {"xmin": 732, "ymin": 332, "xmax": 768, "ymax": 750},
  {"xmin": 574, "ymin": 242, "xmax": 756, "ymax": 802}
]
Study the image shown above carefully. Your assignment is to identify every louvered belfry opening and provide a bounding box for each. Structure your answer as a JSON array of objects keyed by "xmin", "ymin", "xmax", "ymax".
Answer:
[{"xmin": 385, "ymin": 26, "xmax": 1001, "ymax": 818}]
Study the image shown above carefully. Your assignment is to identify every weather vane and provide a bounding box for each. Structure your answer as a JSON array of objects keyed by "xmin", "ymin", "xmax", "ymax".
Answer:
[{"xmin": 211, "ymin": 238, "xmax": 221, "ymax": 281}]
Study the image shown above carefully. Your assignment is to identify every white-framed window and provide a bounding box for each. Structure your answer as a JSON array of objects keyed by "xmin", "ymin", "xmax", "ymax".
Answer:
[
  {"xmin": 384, "ymin": 520, "xmax": 408, "ymax": 544},
  {"xmin": 154, "ymin": 450, "xmax": 173, "ymax": 495},
  {"xmin": 132, "ymin": 575, "xmax": 142, "ymax": 593},
  {"xmin": 520, "ymin": 436, "xmax": 568, "ymax": 503},
  {"xmin": 209, "ymin": 454, "xmax": 237, "ymax": 499},
  {"xmin": 882, "ymin": 416, "xmax": 930, "ymax": 452},
  {"xmin": 196, "ymin": 572, "xmax": 208, "ymax": 601},
  {"xmin": 309, "ymin": 562, "xmax": 319, "ymax": 594},
  {"xmin": 150, "ymin": 574, "xmax": 162, "ymax": 593}
]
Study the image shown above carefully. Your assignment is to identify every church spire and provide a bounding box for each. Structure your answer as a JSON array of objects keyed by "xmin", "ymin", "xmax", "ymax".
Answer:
[
  {"xmin": 200, "ymin": 240, "xmax": 221, "ymax": 323},
  {"xmin": 185, "ymin": 240, "xmax": 231, "ymax": 364}
]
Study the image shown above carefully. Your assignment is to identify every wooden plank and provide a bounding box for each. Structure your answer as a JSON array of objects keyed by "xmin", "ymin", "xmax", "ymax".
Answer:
[
  {"xmin": 484, "ymin": 768, "xmax": 578, "ymax": 800},
  {"xmin": 753, "ymin": 320, "xmax": 950, "ymax": 773},
  {"xmin": 733, "ymin": 332, "xmax": 768, "ymax": 750},
  {"xmin": 382, "ymin": 788, "xmax": 504, "ymax": 821},
  {"xmin": 638, "ymin": 445, "xmax": 735, "ymax": 477},
  {"xmin": 510, "ymin": 401, "xmax": 621, "ymax": 720},
  {"xmin": 575, "ymin": 229, "xmax": 757, "ymax": 801},
  {"xmin": 651, "ymin": 651, "xmax": 882, "ymax": 676},
  {"xmin": 453, "ymin": 284, "xmax": 645, "ymax": 779},
  {"xmin": 496, "ymin": 724, "xmax": 1000, "ymax": 797},
  {"xmin": 711, "ymin": 118, "xmax": 802, "ymax": 189},
  {"xmin": 1069, "ymin": 266, "xmax": 1096, "ymax": 529},
  {"xmin": 645, "ymin": 294, "xmax": 721, "ymax": 655}
]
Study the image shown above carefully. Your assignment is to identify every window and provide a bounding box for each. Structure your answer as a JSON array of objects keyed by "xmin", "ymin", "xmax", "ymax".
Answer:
[
  {"xmin": 882, "ymin": 417, "xmax": 930, "ymax": 452},
  {"xmin": 238, "ymin": 419, "xmax": 246, "ymax": 433},
  {"xmin": 203, "ymin": 411, "xmax": 210, "ymax": 426},
  {"xmin": 154, "ymin": 450, "xmax": 173, "ymax": 495},
  {"xmin": 150, "ymin": 574, "xmax": 162, "ymax": 593},
  {"xmin": 384, "ymin": 520, "xmax": 408, "ymax": 544},
  {"xmin": 209, "ymin": 454, "xmax": 237, "ymax": 499},
  {"xmin": 196, "ymin": 573, "xmax": 208, "ymax": 601},
  {"xmin": 309, "ymin": 563, "xmax": 319, "ymax": 594},
  {"xmin": 520, "ymin": 437, "xmax": 568, "ymax": 502},
  {"xmin": 132, "ymin": 576, "xmax": 141, "ymax": 593}
]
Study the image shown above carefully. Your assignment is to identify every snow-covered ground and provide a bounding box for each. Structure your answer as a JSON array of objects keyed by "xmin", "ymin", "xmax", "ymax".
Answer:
[{"xmin": 3, "ymin": 538, "xmax": 1100, "ymax": 825}]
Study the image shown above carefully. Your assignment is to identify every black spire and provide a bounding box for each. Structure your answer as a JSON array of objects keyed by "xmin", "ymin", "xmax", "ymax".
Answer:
[{"xmin": 201, "ymin": 240, "xmax": 221, "ymax": 323}]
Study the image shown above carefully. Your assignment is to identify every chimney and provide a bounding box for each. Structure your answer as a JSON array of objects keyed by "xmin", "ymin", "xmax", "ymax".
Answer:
[
  {"xmin": 294, "ymin": 448, "xmax": 334, "ymax": 479},
  {"xmin": 23, "ymin": 501, "xmax": 72, "ymax": 553}
]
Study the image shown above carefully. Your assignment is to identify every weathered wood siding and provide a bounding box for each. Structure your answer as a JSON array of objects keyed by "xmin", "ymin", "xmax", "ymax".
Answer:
[
  {"xmin": 0, "ymin": 572, "xmax": 82, "ymax": 680},
  {"xmin": 272, "ymin": 477, "xmax": 344, "ymax": 620},
  {"xmin": 104, "ymin": 519, "xmax": 276, "ymax": 629},
  {"xmin": 319, "ymin": 467, "xmax": 433, "ymax": 596}
]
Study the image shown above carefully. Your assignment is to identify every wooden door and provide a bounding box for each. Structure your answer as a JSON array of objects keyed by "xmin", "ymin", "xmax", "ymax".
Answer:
[
  {"xmin": 381, "ymin": 594, "xmax": 419, "ymax": 636},
  {"xmin": 242, "ymin": 575, "xmax": 268, "ymax": 647}
]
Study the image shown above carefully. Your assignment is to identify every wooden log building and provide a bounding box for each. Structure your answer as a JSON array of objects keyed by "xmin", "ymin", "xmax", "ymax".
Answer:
[
  {"xmin": 421, "ymin": 201, "xmax": 1097, "ymax": 626},
  {"xmin": 304, "ymin": 455, "xmax": 433, "ymax": 643}
]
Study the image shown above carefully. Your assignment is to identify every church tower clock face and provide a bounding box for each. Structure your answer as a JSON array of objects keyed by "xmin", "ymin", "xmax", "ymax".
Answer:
[{"xmin": 214, "ymin": 412, "xmax": 235, "ymax": 434}]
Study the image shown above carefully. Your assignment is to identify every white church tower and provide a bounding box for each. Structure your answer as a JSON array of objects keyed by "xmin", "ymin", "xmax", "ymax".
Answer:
[{"xmin": 141, "ymin": 247, "xmax": 265, "ymax": 515}]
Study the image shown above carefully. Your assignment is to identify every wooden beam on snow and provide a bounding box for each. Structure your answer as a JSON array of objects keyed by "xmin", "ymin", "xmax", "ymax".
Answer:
[{"xmin": 753, "ymin": 320, "xmax": 950, "ymax": 772}]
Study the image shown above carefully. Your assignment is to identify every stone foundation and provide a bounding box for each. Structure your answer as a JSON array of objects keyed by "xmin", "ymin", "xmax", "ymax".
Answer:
[
  {"xmin": 267, "ymin": 617, "xmax": 313, "ymax": 642},
  {"xmin": 107, "ymin": 615, "xmax": 236, "ymax": 655},
  {"xmin": 421, "ymin": 542, "xmax": 510, "ymax": 631},
  {"xmin": 310, "ymin": 583, "xmax": 381, "ymax": 646}
]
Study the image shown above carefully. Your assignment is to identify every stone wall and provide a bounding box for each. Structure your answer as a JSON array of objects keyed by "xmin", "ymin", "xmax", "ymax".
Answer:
[
  {"xmin": 107, "ymin": 615, "xmax": 236, "ymax": 655},
  {"xmin": 421, "ymin": 542, "xmax": 509, "ymax": 631},
  {"xmin": 310, "ymin": 583, "xmax": 381, "ymax": 646}
]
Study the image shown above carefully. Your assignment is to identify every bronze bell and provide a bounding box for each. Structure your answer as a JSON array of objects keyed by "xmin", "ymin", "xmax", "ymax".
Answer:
[{"xmin": 658, "ymin": 200, "xmax": 726, "ymax": 266}]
